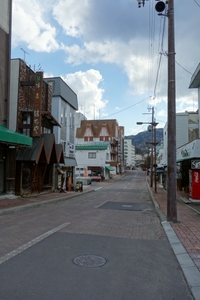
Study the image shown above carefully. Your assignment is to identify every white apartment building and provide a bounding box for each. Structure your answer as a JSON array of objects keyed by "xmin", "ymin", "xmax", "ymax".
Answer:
[
  {"xmin": 162, "ymin": 111, "xmax": 199, "ymax": 166},
  {"xmin": 124, "ymin": 139, "xmax": 136, "ymax": 168}
]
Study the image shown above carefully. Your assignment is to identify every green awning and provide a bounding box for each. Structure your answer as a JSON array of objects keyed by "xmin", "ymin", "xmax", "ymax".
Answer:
[
  {"xmin": 0, "ymin": 124, "xmax": 32, "ymax": 146},
  {"xmin": 105, "ymin": 166, "xmax": 115, "ymax": 171}
]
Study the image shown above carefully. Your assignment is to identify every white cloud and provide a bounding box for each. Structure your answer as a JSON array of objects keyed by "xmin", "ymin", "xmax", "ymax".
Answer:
[
  {"xmin": 11, "ymin": 0, "xmax": 200, "ymax": 135},
  {"xmin": 62, "ymin": 69, "xmax": 107, "ymax": 119},
  {"xmin": 12, "ymin": 0, "xmax": 59, "ymax": 52},
  {"xmin": 52, "ymin": 0, "xmax": 89, "ymax": 37},
  {"xmin": 61, "ymin": 39, "xmax": 153, "ymax": 95},
  {"xmin": 176, "ymin": 92, "xmax": 198, "ymax": 113},
  {"xmin": 157, "ymin": 109, "xmax": 167, "ymax": 118}
]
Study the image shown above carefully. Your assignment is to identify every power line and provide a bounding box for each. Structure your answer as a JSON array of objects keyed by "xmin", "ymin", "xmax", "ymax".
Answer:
[
  {"xmin": 103, "ymin": 96, "xmax": 151, "ymax": 118},
  {"xmin": 193, "ymin": 0, "xmax": 200, "ymax": 7},
  {"xmin": 175, "ymin": 61, "xmax": 193, "ymax": 75}
]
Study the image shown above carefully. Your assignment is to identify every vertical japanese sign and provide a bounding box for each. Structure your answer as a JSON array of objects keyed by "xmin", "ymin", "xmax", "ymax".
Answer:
[{"xmin": 33, "ymin": 72, "xmax": 43, "ymax": 137}]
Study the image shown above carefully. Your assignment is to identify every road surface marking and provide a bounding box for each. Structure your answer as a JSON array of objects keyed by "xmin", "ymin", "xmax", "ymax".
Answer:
[{"xmin": 0, "ymin": 222, "xmax": 70, "ymax": 265}]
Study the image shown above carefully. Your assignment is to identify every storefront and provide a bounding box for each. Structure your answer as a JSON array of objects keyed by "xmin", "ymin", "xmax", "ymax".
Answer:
[
  {"xmin": 0, "ymin": 124, "xmax": 32, "ymax": 194},
  {"xmin": 177, "ymin": 139, "xmax": 200, "ymax": 200}
]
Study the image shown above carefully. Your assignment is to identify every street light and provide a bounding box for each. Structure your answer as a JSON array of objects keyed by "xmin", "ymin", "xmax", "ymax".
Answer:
[{"xmin": 137, "ymin": 121, "xmax": 158, "ymax": 193}]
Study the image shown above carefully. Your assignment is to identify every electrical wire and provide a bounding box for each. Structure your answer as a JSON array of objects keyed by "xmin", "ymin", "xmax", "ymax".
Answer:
[
  {"xmin": 175, "ymin": 61, "xmax": 193, "ymax": 75},
  {"xmin": 153, "ymin": 8, "xmax": 167, "ymax": 99},
  {"xmin": 193, "ymin": 0, "xmax": 200, "ymax": 7},
  {"xmin": 103, "ymin": 96, "xmax": 151, "ymax": 118}
]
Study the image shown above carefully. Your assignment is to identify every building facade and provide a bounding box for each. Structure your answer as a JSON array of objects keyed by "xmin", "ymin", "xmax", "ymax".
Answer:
[
  {"xmin": 8, "ymin": 59, "xmax": 63, "ymax": 196},
  {"xmin": 75, "ymin": 141, "xmax": 113, "ymax": 181},
  {"xmin": 124, "ymin": 139, "xmax": 136, "ymax": 169},
  {"xmin": 76, "ymin": 119, "xmax": 125, "ymax": 177},
  {"xmin": 44, "ymin": 77, "xmax": 78, "ymax": 191},
  {"xmin": 159, "ymin": 63, "xmax": 200, "ymax": 194},
  {"xmin": 0, "ymin": 1, "xmax": 33, "ymax": 195}
]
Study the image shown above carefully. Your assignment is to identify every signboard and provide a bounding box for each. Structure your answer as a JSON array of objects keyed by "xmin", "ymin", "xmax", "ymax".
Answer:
[
  {"xmin": 191, "ymin": 160, "xmax": 200, "ymax": 170},
  {"xmin": 84, "ymin": 170, "xmax": 88, "ymax": 177},
  {"xmin": 177, "ymin": 140, "xmax": 200, "ymax": 162},
  {"xmin": 33, "ymin": 72, "xmax": 43, "ymax": 137}
]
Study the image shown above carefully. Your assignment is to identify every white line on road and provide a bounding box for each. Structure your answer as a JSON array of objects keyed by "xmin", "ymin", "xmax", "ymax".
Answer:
[
  {"xmin": 0, "ymin": 222, "xmax": 70, "ymax": 265},
  {"xmin": 94, "ymin": 187, "xmax": 103, "ymax": 191},
  {"xmin": 116, "ymin": 192, "xmax": 121, "ymax": 195},
  {"xmin": 94, "ymin": 200, "xmax": 108, "ymax": 208}
]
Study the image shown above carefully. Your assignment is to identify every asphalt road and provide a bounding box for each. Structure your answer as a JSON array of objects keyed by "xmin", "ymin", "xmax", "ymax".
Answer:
[{"xmin": 0, "ymin": 170, "xmax": 194, "ymax": 299}]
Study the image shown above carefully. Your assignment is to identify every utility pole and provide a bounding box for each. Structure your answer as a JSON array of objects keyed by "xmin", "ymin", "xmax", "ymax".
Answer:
[
  {"xmin": 167, "ymin": 0, "xmax": 177, "ymax": 222},
  {"xmin": 151, "ymin": 107, "xmax": 154, "ymax": 189},
  {"xmin": 143, "ymin": 107, "xmax": 154, "ymax": 188},
  {"xmin": 138, "ymin": 0, "xmax": 177, "ymax": 222}
]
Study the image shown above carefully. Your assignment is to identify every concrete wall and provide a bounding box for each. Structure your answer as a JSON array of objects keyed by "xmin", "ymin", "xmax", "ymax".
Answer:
[{"xmin": 9, "ymin": 59, "xmax": 20, "ymax": 131}]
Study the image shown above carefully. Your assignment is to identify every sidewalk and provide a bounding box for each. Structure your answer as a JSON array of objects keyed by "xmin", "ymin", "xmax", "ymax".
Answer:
[
  {"xmin": 149, "ymin": 181, "xmax": 200, "ymax": 271},
  {"xmin": 0, "ymin": 175, "xmax": 122, "ymax": 214}
]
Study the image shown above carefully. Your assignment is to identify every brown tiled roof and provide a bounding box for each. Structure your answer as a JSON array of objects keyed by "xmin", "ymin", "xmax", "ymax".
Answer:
[
  {"xmin": 56, "ymin": 144, "xmax": 65, "ymax": 164},
  {"xmin": 16, "ymin": 137, "xmax": 47, "ymax": 164},
  {"xmin": 76, "ymin": 119, "xmax": 118, "ymax": 138}
]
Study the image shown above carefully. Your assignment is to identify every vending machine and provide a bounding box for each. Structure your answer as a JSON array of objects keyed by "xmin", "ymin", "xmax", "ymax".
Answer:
[{"xmin": 189, "ymin": 169, "xmax": 200, "ymax": 202}]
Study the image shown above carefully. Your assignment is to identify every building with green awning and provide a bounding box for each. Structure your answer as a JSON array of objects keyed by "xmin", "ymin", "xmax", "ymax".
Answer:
[
  {"xmin": 105, "ymin": 166, "xmax": 115, "ymax": 171},
  {"xmin": 0, "ymin": 124, "xmax": 32, "ymax": 146}
]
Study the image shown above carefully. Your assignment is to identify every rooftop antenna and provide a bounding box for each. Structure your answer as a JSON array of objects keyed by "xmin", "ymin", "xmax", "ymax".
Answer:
[
  {"xmin": 20, "ymin": 48, "xmax": 30, "ymax": 62},
  {"xmin": 36, "ymin": 63, "xmax": 43, "ymax": 71}
]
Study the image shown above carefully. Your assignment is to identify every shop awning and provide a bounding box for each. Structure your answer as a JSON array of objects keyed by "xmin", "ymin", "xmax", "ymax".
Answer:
[
  {"xmin": 64, "ymin": 157, "xmax": 77, "ymax": 167},
  {"xmin": 0, "ymin": 124, "xmax": 32, "ymax": 146},
  {"xmin": 105, "ymin": 166, "xmax": 115, "ymax": 171},
  {"xmin": 41, "ymin": 111, "xmax": 61, "ymax": 127},
  {"xmin": 156, "ymin": 167, "xmax": 165, "ymax": 173}
]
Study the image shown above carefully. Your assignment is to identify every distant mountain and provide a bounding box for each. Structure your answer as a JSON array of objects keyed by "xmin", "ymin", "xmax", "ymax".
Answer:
[{"xmin": 125, "ymin": 128, "xmax": 163, "ymax": 151}]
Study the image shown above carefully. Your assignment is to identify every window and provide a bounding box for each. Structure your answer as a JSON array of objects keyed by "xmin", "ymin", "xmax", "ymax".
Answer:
[
  {"xmin": 84, "ymin": 137, "xmax": 93, "ymax": 141},
  {"xmin": 72, "ymin": 113, "xmax": 75, "ymax": 130},
  {"xmin": 88, "ymin": 152, "xmax": 96, "ymax": 159},
  {"xmin": 65, "ymin": 109, "xmax": 67, "ymax": 127},
  {"xmin": 61, "ymin": 140, "xmax": 66, "ymax": 154},
  {"xmin": 22, "ymin": 112, "xmax": 32, "ymax": 136},
  {"xmin": 70, "ymin": 112, "xmax": 72, "ymax": 128}
]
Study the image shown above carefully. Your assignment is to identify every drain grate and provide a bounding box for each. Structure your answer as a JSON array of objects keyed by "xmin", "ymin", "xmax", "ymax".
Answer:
[{"xmin": 73, "ymin": 255, "xmax": 107, "ymax": 268}]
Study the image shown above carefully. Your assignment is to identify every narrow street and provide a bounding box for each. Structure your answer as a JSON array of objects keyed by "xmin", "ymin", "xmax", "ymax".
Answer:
[{"xmin": 0, "ymin": 170, "xmax": 193, "ymax": 299}]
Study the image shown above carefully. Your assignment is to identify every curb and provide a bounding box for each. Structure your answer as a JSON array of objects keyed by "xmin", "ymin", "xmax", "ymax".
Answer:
[
  {"xmin": 0, "ymin": 175, "xmax": 124, "ymax": 216},
  {"xmin": 0, "ymin": 188, "xmax": 94, "ymax": 216}
]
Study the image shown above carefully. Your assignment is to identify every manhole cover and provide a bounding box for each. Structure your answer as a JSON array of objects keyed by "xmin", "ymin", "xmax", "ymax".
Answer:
[{"xmin": 73, "ymin": 255, "xmax": 106, "ymax": 268}]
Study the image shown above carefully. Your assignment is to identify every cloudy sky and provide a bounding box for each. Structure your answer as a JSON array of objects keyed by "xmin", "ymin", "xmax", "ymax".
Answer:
[{"xmin": 11, "ymin": 0, "xmax": 200, "ymax": 135}]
